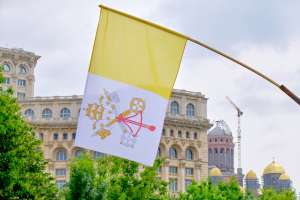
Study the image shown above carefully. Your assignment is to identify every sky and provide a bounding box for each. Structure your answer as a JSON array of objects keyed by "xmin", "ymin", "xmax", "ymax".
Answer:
[{"xmin": 1, "ymin": 0, "xmax": 300, "ymax": 193}]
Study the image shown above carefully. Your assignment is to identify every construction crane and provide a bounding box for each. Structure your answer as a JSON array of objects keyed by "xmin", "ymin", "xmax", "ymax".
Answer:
[{"xmin": 226, "ymin": 96, "xmax": 243, "ymax": 174}]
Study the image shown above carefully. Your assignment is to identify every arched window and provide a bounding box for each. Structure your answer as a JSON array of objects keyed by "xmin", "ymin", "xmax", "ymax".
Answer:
[
  {"xmin": 169, "ymin": 147, "xmax": 177, "ymax": 159},
  {"xmin": 3, "ymin": 63, "xmax": 11, "ymax": 72},
  {"xmin": 60, "ymin": 107, "xmax": 71, "ymax": 119},
  {"xmin": 193, "ymin": 132, "xmax": 198, "ymax": 139},
  {"xmin": 178, "ymin": 130, "xmax": 182, "ymax": 138},
  {"xmin": 42, "ymin": 108, "xmax": 52, "ymax": 119},
  {"xmin": 19, "ymin": 64, "xmax": 27, "ymax": 74},
  {"xmin": 56, "ymin": 149, "xmax": 67, "ymax": 161},
  {"xmin": 186, "ymin": 148, "xmax": 193, "ymax": 161},
  {"xmin": 170, "ymin": 101, "xmax": 179, "ymax": 115},
  {"xmin": 186, "ymin": 103, "xmax": 195, "ymax": 117},
  {"xmin": 214, "ymin": 148, "xmax": 218, "ymax": 154},
  {"xmin": 24, "ymin": 109, "xmax": 34, "ymax": 118},
  {"xmin": 170, "ymin": 129, "xmax": 174, "ymax": 137},
  {"xmin": 186, "ymin": 131, "xmax": 190, "ymax": 139},
  {"xmin": 220, "ymin": 148, "xmax": 224, "ymax": 154}
]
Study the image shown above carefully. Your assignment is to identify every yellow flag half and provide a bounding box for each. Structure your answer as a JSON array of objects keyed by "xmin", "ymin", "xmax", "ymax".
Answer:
[
  {"xmin": 75, "ymin": 5, "xmax": 187, "ymax": 165},
  {"xmin": 89, "ymin": 5, "xmax": 187, "ymax": 99}
]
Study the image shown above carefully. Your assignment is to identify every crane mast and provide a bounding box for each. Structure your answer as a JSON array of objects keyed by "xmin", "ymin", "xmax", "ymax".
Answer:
[{"xmin": 226, "ymin": 96, "xmax": 243, "ymax": 170}]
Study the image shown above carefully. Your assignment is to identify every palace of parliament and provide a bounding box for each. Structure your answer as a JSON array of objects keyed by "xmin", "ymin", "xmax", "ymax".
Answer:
[{"xmin": 0, "ymin": 47, "xmax": 293, "ymax": 194}]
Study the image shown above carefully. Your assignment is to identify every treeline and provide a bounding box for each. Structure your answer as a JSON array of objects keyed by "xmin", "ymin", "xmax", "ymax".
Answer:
[{"xmin": 60, "ymin": 155, "xmax": 297, "ymax": 200}]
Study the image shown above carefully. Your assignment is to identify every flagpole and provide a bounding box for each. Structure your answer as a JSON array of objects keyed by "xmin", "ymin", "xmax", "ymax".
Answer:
[
  {"xmin": 186, "ymin": 37, "xmax": 300, "ymax": 106},
  {"xmin": 99, "ymin": 4, "xmax": 300, "ymax": 106}
]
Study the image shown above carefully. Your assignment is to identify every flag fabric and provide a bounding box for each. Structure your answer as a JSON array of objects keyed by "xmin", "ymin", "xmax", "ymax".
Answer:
[{"xmin": 75, "ymin": 5, "xmax": 187, "ymax": 166}]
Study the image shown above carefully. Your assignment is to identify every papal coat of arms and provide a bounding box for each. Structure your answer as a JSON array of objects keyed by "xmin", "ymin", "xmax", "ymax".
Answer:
[{"xmin": 84, "ymin": 89, "xmax": 156, "ymax": 148}]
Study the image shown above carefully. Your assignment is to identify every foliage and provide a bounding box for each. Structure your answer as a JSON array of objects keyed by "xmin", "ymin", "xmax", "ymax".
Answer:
[
  {"xmin": 0, "ymin": 68, "xmax": 58, "ymax": 199},
  {"xmin": 64, "ymin": 154, "xmax": 169, "ymax": 200},
  {"xmin": 178, "ymin": 178, "xmax": 245, "ymax": 200},
  {"xmin": 258, "ymin": 189, "xmax": 297, "ymax": 200},
  {"xmin": 178, "ymin": 178, "xmax": 297, "ymax": 200}
]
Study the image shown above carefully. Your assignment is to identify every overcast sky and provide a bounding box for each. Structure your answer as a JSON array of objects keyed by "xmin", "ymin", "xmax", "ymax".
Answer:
[{"xmin": 1, "ymin": 0, "xmax": 300, "ymax": 193}]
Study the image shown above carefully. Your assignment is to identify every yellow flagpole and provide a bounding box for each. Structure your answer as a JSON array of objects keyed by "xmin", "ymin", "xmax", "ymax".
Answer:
[{"xmin": 99, "ymin": 4, "xmax": 300, "ymax": 106}]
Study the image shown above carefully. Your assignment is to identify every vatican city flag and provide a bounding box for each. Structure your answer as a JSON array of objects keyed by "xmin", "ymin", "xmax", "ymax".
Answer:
[{"xmin": 75, "ymin": 5, "xmax": 187, "ymax": 166}]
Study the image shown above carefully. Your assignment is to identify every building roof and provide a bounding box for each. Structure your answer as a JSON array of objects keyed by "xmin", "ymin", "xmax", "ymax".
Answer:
[
  {"xmin": 208, "ymin": 120, "xmax": 232, "ymax": 136},
  {"xmin": 279, "ymin": 173, "xmax": 290, "ymax": 181},
  {"xmin": 263, "ymin": 161, "xmax": 285, "ymax": 175},
  {"xmin": 245, "ymin": 170, "xmax": 257, "ymax": 180},
  {"xmin": 209, "ymin": 167, "xmax": 222, "ymax": 177}
]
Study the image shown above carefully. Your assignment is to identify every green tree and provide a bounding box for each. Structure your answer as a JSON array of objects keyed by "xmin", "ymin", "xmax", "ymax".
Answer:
[
  {"xmin": 259, "ymin": 189, "xmax": 297, "ymax": 200},
  {"xmin": 0, "ymin": 67, "xmax": 58, "ymax": 199},
  {"xmin": 65, "ymin": 154, "xmax": 169, "ymax": 200},
  {"xmin": 178, "ymin": 179, "xmax": 245, "ymax": 200},
  {"xmin": 65, "ymin": 154, "xmax": 96, "ymax": 200}
]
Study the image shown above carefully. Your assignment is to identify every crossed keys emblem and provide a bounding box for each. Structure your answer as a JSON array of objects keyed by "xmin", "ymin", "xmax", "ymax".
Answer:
[{"xmin": 84, "ymin": 90, "xmax": 156, "ymax": 147}]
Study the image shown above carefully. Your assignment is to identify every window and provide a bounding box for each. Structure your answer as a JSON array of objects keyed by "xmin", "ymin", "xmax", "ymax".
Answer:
[
  {"xmin": 162, "ymin": 129, "xmax": 166, "ymax": 136},
  {"xmin": 186, "ymin": 131, "xmax": 190, "ymax": 139},
  {"xmin": 3, "ymin": 63, "xmax": 11, "ymax": 72},
  {"xmin": 220, "ymin": 148, "xmax": 224, "ymax": 154},
  {"xmin": 17, "ymin": 92, "xmax": 25, "ymax": 100},
  {"xmin": 60, "ymin": 108, "xmax": 71, "ymax": 119},
  {"xmin": 178, "ymin": 131, "xmax": 182, "ymax": 138},
  {"xmin": 170, "ymin": 129, "xmax": 174, "ymax": 137},
  {"xmin": 42, "ymin": 108, "xmax": 52, "ymax": 119},
  {"xmin": 24, "ymin": 109, "xmax": 34, "ymax": 118},
  {"xmin": 17, "ymin": 79, "xmax": 26, "ymax": 86},
  {"xmin": 185, "ymin": 168, "xmax": 194, "ymax": 176},
  {"xmin": 186, "ymin": 103, "xmax": 195, "ymax": 117},
  {"xmin": 63, "ymin": 133, "xmax": 68, "ymax": 140},
  {"xmin": 56, "ymin": 180, "xmax": 66, "ymax": 189},
  {"xmin": 193, "ymin": 132, "xmax": 198, "ymax": 139},
  {"xmin": 214, "ymin": 148, "xmax": 218, "ymax": 154},
  {"xmin": 169, "ymin": 147, "xmax": 177, "ymax": 159},
  {"xmin": 94, "ymin": 151, "xmax": 105, "ymax": 159},
  {"xmin": 169, "ymin": 166, "xmax": 178, "ymax": 175},
  {"xmin": 170, "ymin": 101, "xmax": 179, "ymax": 115},
  {"xmin": 72, "ymin": 133, "xmax": 76, "ymax": 140},
  {"xmin": 39, "ymin": 133, "xmax": 44, "ymax": 141},
  {"xmin": 185, "ymin": 179, "xmax": 192, "ymax": 190},
  {"xmin": 19, "ymin": 64, "xmax": 27, "ymax": 74},
  {"xmin": 53, "ymin": 133, "xmax": 59, "ymax": 140},
  {"xmin": 169, "ymin": 178, "xmax": 178, "ymax": 192},
  {"xmin": 75, "ymin": 150, "xmax": 82, "ymax": 157},
  {"xmin": 55, "ymin": 168, "xmax": 66, "ymax": 176},
  {"xmin": 56, "ymin": 149, "xmax": 67, "ymax": 161},
  {"xmin": 186, "ymin": 149, "xmax": 193, "ymax": 161},
  {"xmin": 3, "ymin": 77, "xmax": 10, "ymax": 84}
]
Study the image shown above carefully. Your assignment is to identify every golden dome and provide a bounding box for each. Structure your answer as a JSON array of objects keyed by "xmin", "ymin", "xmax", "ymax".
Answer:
[
  {"xmin": 245, "ymin": 170, "xmax": 257, "ymax": 180},
  {"xmin": 263, "ymin": 161, "xmax": 285, "ymax": 175},
  {"xmin": 209, "ymin": 167, "xmax": 222, "ymax": 177},
  {"xmin": 279, "ymin": 173, "xmax": 290, "ymax": 180}
]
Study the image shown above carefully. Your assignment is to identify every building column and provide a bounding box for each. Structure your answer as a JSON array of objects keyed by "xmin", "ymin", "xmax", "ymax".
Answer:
[
  {"xmin": 179, "ymin": 161, "xmax": 186, "ymax": 192},
  {"xmin": 195, "ymin": 163, "xmax": 202, "ymax": 182},
  {"xmin": 162, "ymin": 160, "xmax": 169, "ymax": 182}
]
